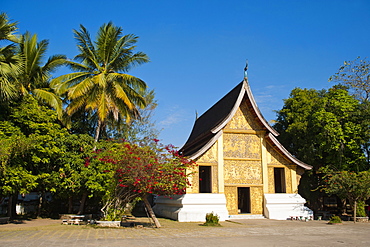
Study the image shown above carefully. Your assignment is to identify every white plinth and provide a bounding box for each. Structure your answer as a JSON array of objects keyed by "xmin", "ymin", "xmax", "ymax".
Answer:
[
  {"xmin": 153, "ymin": 193, "xmax": 229, "ymax": 222},
  {"xmin": 264, "ymin": 193, "xmax": 313, "ymax": 220}
]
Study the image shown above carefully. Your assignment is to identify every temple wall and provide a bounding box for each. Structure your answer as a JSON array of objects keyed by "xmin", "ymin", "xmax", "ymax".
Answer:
[
  {"xmin": 188, "ymin": 141, "xmax": 219, "ymax": 193},
  {"xmin": 224, "ymin": 186, "xmax": 237, "ymax": 214},
  {"xmin": 222, "ymin": 104, "xmax": 265, "ymax": 214},
  {"xmin": 224, "ymin": 160, "xmax": 262, "ymax": 184},
  {"xmin": 251, "ymin": 186, "xmax": 264, "ymax": 214},
  {"xmin": 223, "ymin": 133, "xmax": 261, "ymax": 159},
  {"xmin": 186, "ymin": 101, "xmax": 302, "ymax": 215},
  {"xmin": 266, "ymin": 142, "xmax": 298, "ymax": 193}
]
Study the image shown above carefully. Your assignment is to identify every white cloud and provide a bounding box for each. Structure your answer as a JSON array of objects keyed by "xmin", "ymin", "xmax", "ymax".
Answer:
[{"xmin": 159, "ymin": 112, "xmax": 182, "ymax": 127}]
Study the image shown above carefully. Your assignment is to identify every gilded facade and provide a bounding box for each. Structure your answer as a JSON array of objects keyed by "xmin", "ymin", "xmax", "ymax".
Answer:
[{"xmin": 180, "ymin": 80, "xmax": 312, "ymax": 216}]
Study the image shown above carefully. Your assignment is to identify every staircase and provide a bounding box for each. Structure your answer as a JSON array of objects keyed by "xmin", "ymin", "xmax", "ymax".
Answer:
[{"xmin": 228, "ymin": 214, "xmax": 265, "ymax": 220}]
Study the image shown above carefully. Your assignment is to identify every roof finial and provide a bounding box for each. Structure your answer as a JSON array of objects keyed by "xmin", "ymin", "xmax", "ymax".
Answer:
[{"xmin": 244, "ymin": 59, "xmax": 248, "ymax": 81}]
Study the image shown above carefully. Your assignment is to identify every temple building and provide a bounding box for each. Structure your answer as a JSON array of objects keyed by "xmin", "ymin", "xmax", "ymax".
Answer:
[{"xmin": 154, "ymin": 76, "xmax": 313, "ymax": 222}]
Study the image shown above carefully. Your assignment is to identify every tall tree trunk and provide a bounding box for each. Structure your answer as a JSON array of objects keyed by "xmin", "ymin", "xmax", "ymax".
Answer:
[
  {"xmin": 94, "ymin": 120, "xmax": 102, "ymax": 143},
  {"xmin": 7, "ymin": 193, "xmax": 17, "ymax": 219},
  {"xmin": 340, "ymin": 198, "xmax": 346, "ymax": 215},
  {"xmin": 354, "ymin": 200, "xmax": 357, "ymax": 223},
  {"xmin": 143, "ymin": 195, "xmax": 161, "ymax": 228},
  {"xmin": 68, "ymin": 196, "xmax": 73, "ymax": 214},
  {"xmin": 93, "ymin": 120, "xmax": 103, "ymax": 151},
  {"xmin": 77, "ymin": 192, "xmax": 88, "ymax": 215},
  {"xmin": 37, "ymin": 192, "xmax": 43, "ymax": 217}
]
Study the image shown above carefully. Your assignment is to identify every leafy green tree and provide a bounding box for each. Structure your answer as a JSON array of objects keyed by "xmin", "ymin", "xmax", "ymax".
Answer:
[
  {"xmin": 321, "ymin": 169, "xmax": 370, "ymax": 222},
  {"xmin": 274, "ymin": 85, "xmax": 367, "ymax": 212},
  {"xmin": 0, "ymin": 120, "xmax": 37, "ymax": 218},
  {"xmin": 50, "ymin": 133, "xmax": 109, "ymax": 214},
  {"xmin": 0, "ymin": 95, "xmax": 70, "ymax": 217},
  {"xmin": 274, "ymin": 85, "xmax": 365, "ymax": 171},
  {"xmin": 51, "ymin": 22, "xmax": 149, "ymax": 142},
  {"xmin": 330, "ymin": 57, "xmax": 370, "ymax": 168}
]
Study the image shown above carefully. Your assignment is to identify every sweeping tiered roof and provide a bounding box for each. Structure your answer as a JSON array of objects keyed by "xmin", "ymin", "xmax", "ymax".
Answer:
[{"xmin": 180, "ymin": 80, "xmax": 312, "ymax": 170}]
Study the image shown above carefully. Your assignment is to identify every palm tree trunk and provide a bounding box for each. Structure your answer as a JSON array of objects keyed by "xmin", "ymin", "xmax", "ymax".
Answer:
[
  {"xmin": 94, "ymin": 120, "xmax": 102, "ymax": 143},
  {"xmin": 143, "ymin": 195, "xmax": 161, "ymax": 228}
]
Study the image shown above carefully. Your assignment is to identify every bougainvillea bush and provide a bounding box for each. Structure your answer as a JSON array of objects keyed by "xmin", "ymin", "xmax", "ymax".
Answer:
[{"xmin": 91, "ymin": 140, "xmax": 196, "ymax": 226}]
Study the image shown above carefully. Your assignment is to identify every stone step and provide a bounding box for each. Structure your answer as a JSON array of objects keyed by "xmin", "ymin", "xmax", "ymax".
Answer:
[{"xmin": 228, "ymin": 214, "xmax": 266, "ymax": 220}]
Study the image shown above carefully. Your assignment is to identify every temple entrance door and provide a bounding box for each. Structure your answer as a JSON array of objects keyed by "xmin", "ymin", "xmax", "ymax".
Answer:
[
  {"xmin": 199, "ymin": 166, "xmax": 212, "ymax": 193},
  {"xmin": 274, "ymin": 168, "xmax": 286, "ymax": 193},
  {"xmin": 238, "ymin": 187, "xmax": 251, "ymax": 213}
]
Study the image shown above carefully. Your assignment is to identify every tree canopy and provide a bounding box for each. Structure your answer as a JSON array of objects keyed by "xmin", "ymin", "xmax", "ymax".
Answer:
[
  {"xmin": 329, "ymin": 57, "xmax": 370, "ymax": 168},
  {"xmin": 0, "ymin": 13, "xmax": 160, "ymax": 219},
  {"xmin": 274, "ymin": 85, "xmax": 366, "ymax": 172}
]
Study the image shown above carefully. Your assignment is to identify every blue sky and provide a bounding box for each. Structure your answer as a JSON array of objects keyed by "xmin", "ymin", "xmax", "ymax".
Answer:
[{"xmin": 3, "ymin": 0, "xmax": 370, "ymax": 147}]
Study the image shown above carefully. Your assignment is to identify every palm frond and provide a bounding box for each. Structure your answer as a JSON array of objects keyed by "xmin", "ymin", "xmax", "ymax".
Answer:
[
  {"xmin": 73, "ymin": 25, "xmax": 101, "ymax": 70},
  {"xmin": 65, "ymin": 95, "xmax": 87, "ymax": 116},
  {"xmin": 32, "ymin": 88, "xmax": 63, "ymax": 118},
  {"xmin": 112, "ymin": 82, "xmax": 134, "ymax": 110},
  {"xmin": 51, "ymin": 71, "xmax": 92, "ymax": 94},
  {"xmin": 111, "ymin": 72, "xmax": 147, "ymax": 92},
  {"xmin": 96, "ymin": 22, "xmax": 123, "ymax": 68},
  {"xmin": 0, "ymin": 76, "xmax": 18, "ymax": 101},
  {"xmin": 0, "ymin": 44, "xmax": 22, "ymax": 100},
  {"xmin": 42, "ymin": 54, "xmax": 67, "ymax": 74},
  {"xmin": 67, "ymin": 77, "xmax": 94, "ymax": 99},
  {"xmin": 65, "ymin": 60, "xmax": 91, "ymax": 72},
  {"xmin": 0, "ymin": 12, "xmax": 19, "ymax": 43}
]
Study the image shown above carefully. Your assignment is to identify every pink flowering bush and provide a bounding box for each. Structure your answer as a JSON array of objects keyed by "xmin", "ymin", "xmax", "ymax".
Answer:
[{"xmin": 91, "ymin": 140, "xmax": 196, "ymax": 221}]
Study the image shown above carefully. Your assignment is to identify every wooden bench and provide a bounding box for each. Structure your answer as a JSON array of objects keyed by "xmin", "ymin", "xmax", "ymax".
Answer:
[
  {"xmin": 0, "ymin": 217, "xmax": 10, "ymax": 224},
  {"xmin": 60, "ymin": 214, "xmax": 86, "ymax": 225}
]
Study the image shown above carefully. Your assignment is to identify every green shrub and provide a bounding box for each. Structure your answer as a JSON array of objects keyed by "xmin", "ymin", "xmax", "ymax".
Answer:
[
  {"xmin": 356, "ymin": 201, "xmax": 367, "ymax": 217},
  {"xmin": 103, "ymin": 207, "xmax": 125, "ymax": 221},
  {"xmin": 328, "ymin": 215, "xmax": 342, "ymax": 224},
  {"xmin": 202, "ymin": 212, "xmax": 221, "ymax": 226}
]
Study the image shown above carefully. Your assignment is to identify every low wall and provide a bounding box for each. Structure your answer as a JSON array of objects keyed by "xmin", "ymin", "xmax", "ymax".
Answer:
[{"xmin": 153, "ymin": 194, "xmax": 229, "ymax": 222}]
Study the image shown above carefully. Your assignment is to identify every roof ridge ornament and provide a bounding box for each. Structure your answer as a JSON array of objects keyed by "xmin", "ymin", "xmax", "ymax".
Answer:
[{"xmin": 244, "ymin": 59, "xmax": 248, "ymax": 82}]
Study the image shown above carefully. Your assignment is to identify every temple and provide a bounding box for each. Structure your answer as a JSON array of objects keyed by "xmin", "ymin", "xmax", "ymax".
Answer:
[{"xmin": 154, "ymin": 77, "xmax": 313, "ymax": 222}]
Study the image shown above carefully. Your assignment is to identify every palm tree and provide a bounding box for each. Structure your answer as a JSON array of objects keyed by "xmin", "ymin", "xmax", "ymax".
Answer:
[
  {"xmin": 0, "ymin": 12, "xmax": 18, "ymax": 43},
  {"xmin": 51, "ymin": 22, "xmax": 149, "ymax": 142},
  {"xmin": 17, "ymin": 32, "xmax": 66, "ymax": 117},
  {"xmin": 0, "ymin": 12, "xmax": 21, "ymax": 101}
]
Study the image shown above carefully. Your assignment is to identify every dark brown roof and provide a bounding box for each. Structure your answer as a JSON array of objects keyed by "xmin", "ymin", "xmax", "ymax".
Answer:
[
  {"xmin": 179, "ymin": 80, "xmax": 312, "ymax": 170},
  {"xmin": 180, "ymin": 82, "xmax": 243, "ymax": 157}
]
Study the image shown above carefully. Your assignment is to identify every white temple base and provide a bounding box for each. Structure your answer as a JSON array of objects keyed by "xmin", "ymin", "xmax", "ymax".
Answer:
[
  {"xmin": 264, "ymin": 193, "xmax": 313, "ymax": 220},
  {"xmin": 153, "ymin": 193, "xmax": 229, "ymax": 222}
]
